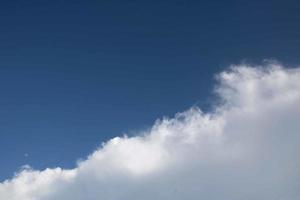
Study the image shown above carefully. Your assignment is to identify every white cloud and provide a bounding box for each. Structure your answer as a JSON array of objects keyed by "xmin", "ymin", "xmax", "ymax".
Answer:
[{"xmin": 1, "ymin": 62, "xmax": 300, "ymax": 200}]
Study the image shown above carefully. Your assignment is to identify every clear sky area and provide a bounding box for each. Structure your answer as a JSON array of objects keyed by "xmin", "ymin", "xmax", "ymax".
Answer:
[{"xmin": 0, "ymin": 0, "xmax": 300, "ymax": 181}]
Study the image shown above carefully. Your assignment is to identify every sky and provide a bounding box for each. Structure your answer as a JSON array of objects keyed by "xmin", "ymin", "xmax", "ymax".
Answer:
[{"xmin": 0, "ymin": 1, "xmax": 300, "ymax": 199}]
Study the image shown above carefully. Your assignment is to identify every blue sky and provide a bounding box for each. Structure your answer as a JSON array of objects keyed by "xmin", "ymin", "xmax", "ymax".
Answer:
[{"xmin": 1, "ymin": 0, "xmax": 300, "ymax": 182}]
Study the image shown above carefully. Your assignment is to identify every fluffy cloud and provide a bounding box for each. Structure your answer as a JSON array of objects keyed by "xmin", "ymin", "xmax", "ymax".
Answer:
[{"xmin": 1, "ymin": 62, "xmax": 300, "ymax": 200}]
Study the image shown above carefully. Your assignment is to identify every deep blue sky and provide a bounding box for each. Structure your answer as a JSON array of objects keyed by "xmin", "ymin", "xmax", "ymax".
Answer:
[{"xmin": 1, "ymin": 0, "xmax": 300, "ymax": 180}]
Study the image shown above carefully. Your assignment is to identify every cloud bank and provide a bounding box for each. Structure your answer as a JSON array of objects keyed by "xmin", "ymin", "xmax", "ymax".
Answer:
[{"xmin": 1, "ymin": 62, "xmax": 300, "ymax": 200}]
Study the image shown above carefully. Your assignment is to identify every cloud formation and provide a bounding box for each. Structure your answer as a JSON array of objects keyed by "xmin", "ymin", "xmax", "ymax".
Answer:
[{"xmin": 1, "ymin": 62, "xmax": 300, "ymax": 200}]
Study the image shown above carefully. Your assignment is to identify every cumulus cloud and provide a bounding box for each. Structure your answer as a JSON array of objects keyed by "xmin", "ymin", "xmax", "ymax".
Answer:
[{"xmin": 1, "ymin": 62, "xmax": 300, "ymax": 200}]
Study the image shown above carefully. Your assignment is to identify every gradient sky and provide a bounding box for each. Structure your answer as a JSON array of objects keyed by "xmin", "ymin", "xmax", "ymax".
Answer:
[{"xmin": 1, "ymin": 0, "xmax": 300, "ymax": 180}]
